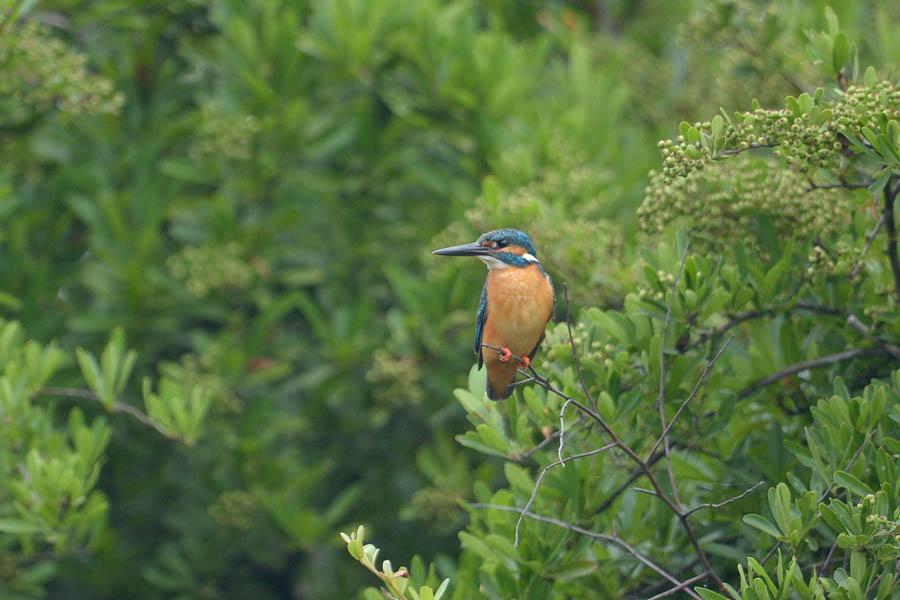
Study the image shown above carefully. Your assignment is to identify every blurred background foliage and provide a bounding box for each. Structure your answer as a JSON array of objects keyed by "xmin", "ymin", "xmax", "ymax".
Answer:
[{"xmin": 2, "ymin": 0, "xmax": 900, "ymax": 598}]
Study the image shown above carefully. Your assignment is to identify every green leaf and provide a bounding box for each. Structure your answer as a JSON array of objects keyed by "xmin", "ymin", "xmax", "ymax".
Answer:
[
  {"xmin": 849, "ymin": 550, "xmax": 865, "ymax": 582},
  {"xmin": 711, "ymin": 115, "xmax": 724, "ymax": 138},
  {"xmin": 743, "ymin": 514, "xmax": 783, "ymax": 539},
  {"xmin": 864, "ymin": 66, "xmax": 877, "ymax": 88},
  {"xmin": 475, "ymin": 424, "xmax": 508, "ymax": 454},
  {"xmin": 834, "ymin": 471, "xmax": 873, "ymax": 497},
  {"xmin": 546, "ymin": 559, "xmax": 598, "ymax": 581},
  {"xmin": 76, "ymin": 348, "xmax": 111, "ymax": 408},
  {"xmin": 747, "ymin": 557, "xmax": 777, "ymax": 595},
  {"xmin": 456, "ymin": 432, "xmax": 507, "ymax": 458},
  {"xmin": 832, "ymin": 32, "xmax": 849, "ymax": 72},
  {"xmin": 825, "ymin": 6, "xmax": 839, "ymax": 34},
  {"xmin": 503, "ymin": 462, "xmax": 533, "ymax": 495},
  {"xmin": 696, "ymin": 589, "xmax": 731, "ymax": 600},
  {"xmin": 819, "ymin": 503, "xmax": 843, "ymax": 532},
  {"xmin": 867, "ymin": 172, "xmax": 890, "ymax": 197},
  {"xmin": 0, "ymin": 519, "xmax": 42, "ymax": 534}
]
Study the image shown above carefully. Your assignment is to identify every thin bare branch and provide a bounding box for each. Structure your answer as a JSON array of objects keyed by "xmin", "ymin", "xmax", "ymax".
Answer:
[
  {"xmin": 482, "ymin": 328, "xmax": 726, "ymax": 590},
  {"xmin": 683, "ymin": 481, "xmax": 766, "ymax": 517},
  {"xmin": 558, "ymin": 398, "xmax": 574, "ymax": 465},
  {"xmin": 514, "ymin": 443, "xmax": 616, "ymax": 547},
  {"xmin": 804, "ymin": 181, "xmax": 870, "ymax": 193},
  {"xmin": 882, "ymin": 179, "xmax": 900, "ymax": 303},
  {"xmin": 691, "ymin": 303, "xmax": 845, "ymax": 350},
  {"xmin": 0, "ymin": 0, "xmax": 25, "ymax": 33},
  {"xmin": 736, "ymin": 347, "xmax": 883, "ymax": 400},
  {"xmin": 648, "ymin": 336, "xmax": 733, "ymax": 460},
  {"xmin": 763, "ymin": 427, "xmax": 877, "ymax": 567},
  {"xmin": 849, "ymin": 215, "xmax": 885, "ymax": 280},
  {"xmin": 34, "ymin": 387, "xmax": 177, "ymax": 440},
  {"xmin": 647, "ymin": 573, "xmax": 709, "ymax": 600},
  {"xmin": 715, "ymin": 143, "xmax": 779, "ymax": 157},
  {"xmin": 563, "ymin": 282, "xmax": 597, "ymax": 414},
  {"xmin": 590, "ymin": 450, "xmax": 666, "ymax": 517},
  {"xmin": 657, "ymin": 242, "xmax": 690, "ymax": 510},
  {"xmin": 470, "ymin": 503, "xmax": 703, "ymax": 600}
]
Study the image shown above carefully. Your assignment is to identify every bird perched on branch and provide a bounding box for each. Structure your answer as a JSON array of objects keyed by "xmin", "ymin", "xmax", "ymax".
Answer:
[{"xmin": 433, "ymin": 228, "xmax": 555, "ymax": 400}]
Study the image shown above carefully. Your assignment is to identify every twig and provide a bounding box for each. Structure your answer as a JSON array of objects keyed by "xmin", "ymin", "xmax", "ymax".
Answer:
[
  {"xmin": 805, "ymin": 181, "xmax": 869, "ymax": 193},
  {"xmin": 883, "ymin": 179, "xmax": 900, "ymax": 304},
  {"xmin": 657, "ymin": 242, "xmax": 690, "ymax": 511},
  {"xmin": 470, "ymin": 503, "xmax": 703, "ymax": 600},
  {"xmin": 715, "ymin": 143, "xmax": 779, "ymax": 157},
  {"xmin": 763, "ymin": 427, "xmax": 877, "ymax": 567},
  {"xmin": 647, "ymin": 573, "xmax": 710, "ymax": 600},
  {"xmin": 648, "ymin": 336, "xmax": 733, "ymax": 460},
  {"xmin": 691, "ymin": 303, "xmax": 845, "ymax": 349},
  {"xmin": 558, "ymin": 398, "xmax": 574, "ymax": 465},
  {"xmin": 0, "ymin": 0, "xmax": 25, "ymax": 33},
  {"xmin": 736, "ymin": 347, "xmax": 883, "ymax": 400},
  {"xmin": 513, "ymin": 444, "xmax": 616, "ymax": 547},
  {"xmin": 817, "ymin": 427, "xmax": 879, "ymax": 574},
  {"xmin": 514, "ymin": 430, "xmax": 559, "ymax": 464},
  {"xmin": 683, "ymin": 481, "xmax": 766, "ymax": 517},
  {"xmin": 34, "ymin": 387, "xmax": 177, "ymax": 440},
  {"xmin": 563, "ymin": 282, "xmax": 598, "ymax": 414},
  {"xmin": 482, "ymin": 331, "xmax": 726, "ymax": 589},
  {"xmin": 589, "ymin": 451, "xmax": 664, "ymax": 515},
  {"xmin": 849, "ymin": 215, "xmax": 884, "ymax": 280}
]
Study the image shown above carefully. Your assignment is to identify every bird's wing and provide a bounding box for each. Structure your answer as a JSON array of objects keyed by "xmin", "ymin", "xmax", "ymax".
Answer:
[
  {"xmin": 475, "ymin": 283, "xmax": 487, "ymax": 369},
  {"xmin": 528, "ymin": 272, "xmax": 555, "ymax": 360},
  {"xmin": 546, "ymin": 271, "xmax": 555, "ymax": 321}
]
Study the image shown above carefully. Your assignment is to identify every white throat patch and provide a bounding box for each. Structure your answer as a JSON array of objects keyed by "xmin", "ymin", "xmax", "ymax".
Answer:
[
  {"xmin": 478, "ymin": 253, "xmax": 540, "ymax": 270},
  {"xmin": 478, "ymin": 255, "xmax": 508, "ymax": 270}
]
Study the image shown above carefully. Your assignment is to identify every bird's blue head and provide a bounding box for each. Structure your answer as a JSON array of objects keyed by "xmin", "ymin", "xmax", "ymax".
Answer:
[{"xmin": 432, "ymin": 228, "xmax": 541, "ymax": 269}]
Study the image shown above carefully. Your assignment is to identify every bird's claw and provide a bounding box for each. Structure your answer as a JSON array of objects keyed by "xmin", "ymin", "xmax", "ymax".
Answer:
[
  {"xmin": 498, "ymin": 347, "xmax": 512, "ymax": 362},
  {"xmin": 517, "ymin": 355, "xmax": 530, "ymax": 369}
]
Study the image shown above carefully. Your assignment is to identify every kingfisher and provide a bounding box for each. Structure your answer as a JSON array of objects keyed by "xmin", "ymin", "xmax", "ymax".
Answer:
[{"xmin": 433, "ymin": 228, "xmax": 555, "ymax": 400}]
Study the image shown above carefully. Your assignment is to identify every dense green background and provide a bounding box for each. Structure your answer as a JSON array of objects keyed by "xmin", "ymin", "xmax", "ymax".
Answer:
[{"xmin": 3, "ymin": 0, "xmax": 900, "ymax": 598}]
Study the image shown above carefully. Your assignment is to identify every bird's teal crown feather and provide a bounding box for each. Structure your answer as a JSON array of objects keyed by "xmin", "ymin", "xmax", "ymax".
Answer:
[
  {"xmin": 476, "ymin": 228, "xmax": 540, "ymax": 267},
  {"xmin": 476, "ymin": 228, "xmax": 537, "ymax": 255}
]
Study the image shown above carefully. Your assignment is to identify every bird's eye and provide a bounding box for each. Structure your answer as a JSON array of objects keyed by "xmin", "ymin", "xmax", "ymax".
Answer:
[{"xmin": 496, "ymin": 240, "xmax": 507, "ymax": 248}]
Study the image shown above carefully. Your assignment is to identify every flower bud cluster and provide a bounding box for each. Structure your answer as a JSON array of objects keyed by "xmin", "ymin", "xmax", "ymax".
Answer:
[
  {"xmin": 636, "ymin": 269, "xmax": 675, "ymax": 303},
  {"xmin": 167, "ymin": 243, "xmax": 255, "ymax": 297},
  {"xmin": 190, "ymin": 103, "xmax": 260, "ymax": 162},
  {"xmin": 366, "ymin": 348, "xmax": 423, "ymax": 406},
  {"xmin": 207, "ymin": 490, "xmax": 255, "ymax": 530},
  {"xmin": 639, "ymin": 159, "xmax": 851, "ymax": 253},
  {"xmin": 805, "ymin": 237, "xmax": 862, "ymax": 278},
  {"xmin": 160, "ymin": 353, "xmax": 239, "ymax": 412},
  {"xmin": 831, "ymin": 81, "xmax": 900, "ymax": 138},
  {"xmin": 656, "ymin": 79, "xmax": 900, "ymax": 184},
  {"xmin": 409, "ymin": 486, "xmax": 463, "ymax": 528},
  {"xmin": 0, "ymin": 23, "xmax": 123, "ymax": 122}
]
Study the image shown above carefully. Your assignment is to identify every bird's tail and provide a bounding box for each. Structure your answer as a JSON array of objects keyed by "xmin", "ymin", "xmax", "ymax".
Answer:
[{"xmin": 486, "ymin": 361, "xmax": 518, "ymax": 400}]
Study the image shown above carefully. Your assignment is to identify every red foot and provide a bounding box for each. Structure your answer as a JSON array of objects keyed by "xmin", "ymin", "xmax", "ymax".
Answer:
[
  {"xmin": 498, "ymin": 347, "xmax": 512, "ymax": 362},
  {"xmin": 517, "ymin": 355, "xmax": 531, "ymax": 369}
]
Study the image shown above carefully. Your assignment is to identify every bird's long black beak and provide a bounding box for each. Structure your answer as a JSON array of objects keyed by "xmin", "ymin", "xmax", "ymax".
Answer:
[{"xmin": 432, "ymin": 241, "xmax": 490, "ymax": 257}]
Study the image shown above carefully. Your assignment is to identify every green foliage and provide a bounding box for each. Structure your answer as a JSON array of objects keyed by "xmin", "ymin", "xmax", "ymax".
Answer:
[
  {"xmin": 0, "ymin": 320, "xmax": 210, "ymax": 597},
  {"xmin": 341, "ymin": 526, "xmax": 449, "ymax": 600},
  {"xmin": 4, "ymin": 0, "xmax": 900, "ymax": 598},
  {"xmin": 344, "ymin": 7, "xmax": 900, "ymax": 600}
]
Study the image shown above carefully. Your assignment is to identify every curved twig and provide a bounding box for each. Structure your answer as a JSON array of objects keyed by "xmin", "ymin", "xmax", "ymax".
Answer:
[{"xmin": 470, "ymin": 503, "xmax": 703, "ymax": 600}]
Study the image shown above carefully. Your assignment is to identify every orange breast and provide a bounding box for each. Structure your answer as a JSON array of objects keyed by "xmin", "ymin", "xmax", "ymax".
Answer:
[{"xmin": 482, "ymin": 265, "xmax": 554, "ymax": 399}]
